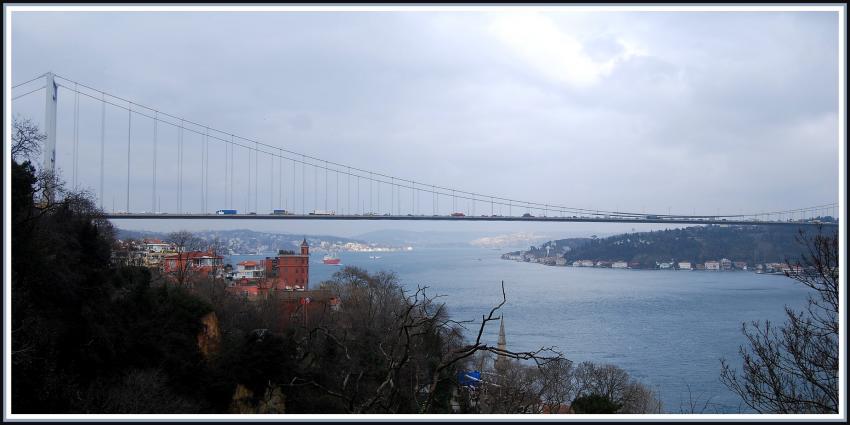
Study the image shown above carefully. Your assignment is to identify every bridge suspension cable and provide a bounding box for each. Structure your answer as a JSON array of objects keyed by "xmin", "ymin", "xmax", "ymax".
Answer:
[{"xmin": 44, "ymin": 74, "xmax": 837, "ymax": 221}]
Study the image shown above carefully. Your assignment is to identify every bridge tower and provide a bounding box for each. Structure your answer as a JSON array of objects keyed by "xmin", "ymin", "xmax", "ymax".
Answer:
[{"xmin": 42, "ymin": 72, "xmax": 58, "ymax": 204}]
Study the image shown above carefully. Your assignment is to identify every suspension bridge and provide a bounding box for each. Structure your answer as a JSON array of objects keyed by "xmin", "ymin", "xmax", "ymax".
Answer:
[{"xmin": 11, "ymin": 72, "xmax": 839, "ymax": 227}]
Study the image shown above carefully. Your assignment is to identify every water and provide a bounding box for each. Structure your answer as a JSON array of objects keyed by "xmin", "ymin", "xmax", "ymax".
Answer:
[{"xmin": 229, "ymin": 246, "xmax": 811, "ymax": 413}]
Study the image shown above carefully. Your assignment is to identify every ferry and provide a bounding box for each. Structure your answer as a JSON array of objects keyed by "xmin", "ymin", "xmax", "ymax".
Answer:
[{"xmin": 323, "ymin": 253, "xmax": 341, "ymax": 265}]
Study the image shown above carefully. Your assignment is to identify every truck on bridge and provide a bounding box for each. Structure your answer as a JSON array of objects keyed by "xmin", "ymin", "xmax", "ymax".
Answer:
[{"xmin": 216, "ymin": 209, "xmax": 238, "ymax": 215}]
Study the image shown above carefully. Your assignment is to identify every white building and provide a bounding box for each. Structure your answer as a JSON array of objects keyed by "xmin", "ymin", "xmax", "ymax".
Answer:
[
  {"xmin": 678, "ymin": 261, "xmax": 692, "ymax": 270},
  {"xmin": 705, "ymin": 261, "xmax": 721, "ymax": 271},
  {"xmin": 235, "ymin": 260, "xmax": 264, "ymax": 280},
  {"xmin": 612, "ymin": 261, "xmax": 629, "ymax": 269},
  {"xmin": 659, "ymin": 262, "xmax": 672, "ymax": 269},
  {"xmin": 580, "ymin": 260, "xmax": 595, "ymax": 267}
]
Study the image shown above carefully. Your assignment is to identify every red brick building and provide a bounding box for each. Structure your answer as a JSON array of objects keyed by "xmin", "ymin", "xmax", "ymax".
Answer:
[{"xmin": 262, "ymin": 238, "xmax": 311, "ymax": 290}]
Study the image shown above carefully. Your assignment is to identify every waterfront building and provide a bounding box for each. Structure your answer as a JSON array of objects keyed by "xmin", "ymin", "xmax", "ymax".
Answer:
[
  {"xmin": 720, "ymin": 258, "xmax": 733, "ymax": 270},
  {"xmin": 678, "ymin": 261, "xmax": 692, "ymax": 270},
  {"xmin": 612, "ymin": 261, "xmax": 629, "ymax": 269},
  {"xmin": 705, "ymin": 260, "xmax": 721, "ymax": 270}
]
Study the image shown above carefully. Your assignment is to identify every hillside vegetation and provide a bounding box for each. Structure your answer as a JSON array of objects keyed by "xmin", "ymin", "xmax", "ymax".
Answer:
[{"xmin": 517, "ymin": 225, "xmax": 822, "ymax": 267}]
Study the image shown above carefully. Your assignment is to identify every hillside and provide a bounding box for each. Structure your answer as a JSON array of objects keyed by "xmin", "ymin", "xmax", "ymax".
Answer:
[
  {"xmin": 509, "ymin": 225, "xmax": 828, "ymax": 267},
  {"xmin": 115, "ymin": 228, "xmax": 381, "ymax": 255}
]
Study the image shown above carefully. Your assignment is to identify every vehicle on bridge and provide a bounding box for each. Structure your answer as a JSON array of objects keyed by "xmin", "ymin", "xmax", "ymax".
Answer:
[
  {"xmin": 216, "ymin": 209, "xmax": 238, "ymax": 215},
  {"xmin": 309, "ymin": 210, "xmax": 336, "ymax": 216},
  {"xmin": 272, "ymin": 209, "xmax": 294, "ymax": 215},
  {"xmin": 522, "ymin": 213, "xmax": 534, "ymax": 218},
  {"xmin": 646, "ymin": 215, "xmax": 660, "ymax": 219},
  {"xmin": 451, "ymin": 212, "xmax": 465, "ymax": 217}
]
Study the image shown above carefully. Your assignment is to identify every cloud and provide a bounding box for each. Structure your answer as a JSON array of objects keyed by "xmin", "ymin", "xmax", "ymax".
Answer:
[
  {"xmin": 488, "ymin": 12, "xmax": 643, "ymax": 87},
  {"xmin": 9, "ymin": 10, "xmax": 840, "ymax": 227}
]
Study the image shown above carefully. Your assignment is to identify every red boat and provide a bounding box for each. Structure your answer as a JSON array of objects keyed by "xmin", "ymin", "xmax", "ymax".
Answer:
[{"xmin": 323, "ymin": 253, "xmax": 341, "ymax": 265}]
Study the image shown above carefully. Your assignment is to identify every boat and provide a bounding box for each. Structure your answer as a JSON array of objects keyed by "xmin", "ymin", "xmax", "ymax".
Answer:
[{"xmin": 323, "ymin": 253, "xmax": 341, "ymax": 265}]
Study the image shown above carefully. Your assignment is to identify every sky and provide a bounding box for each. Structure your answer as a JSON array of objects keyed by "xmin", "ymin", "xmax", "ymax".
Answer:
[{"xmin": 8, "ymin": 7, "xmax": 842, "ymax": 238}]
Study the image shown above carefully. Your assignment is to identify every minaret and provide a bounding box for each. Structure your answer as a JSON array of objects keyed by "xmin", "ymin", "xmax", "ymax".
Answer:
[
  {"xmin": 300, "ymin": 237, "xmax": 309, "ymax": 255},
  {"xmin": 495, "ymin": 316, "xmax": 507, "ymax": 372}
]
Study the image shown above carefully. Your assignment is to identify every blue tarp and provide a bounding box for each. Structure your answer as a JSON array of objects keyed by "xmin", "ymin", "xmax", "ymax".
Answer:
[{"xmin": 457, "ymin": 370, "xmax": 482, "ymax": 388}]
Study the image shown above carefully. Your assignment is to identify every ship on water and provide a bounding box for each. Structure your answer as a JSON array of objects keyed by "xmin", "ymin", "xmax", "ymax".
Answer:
[{"xmin": 323, "ymin": 252, "xmax": 341, "ymax": 265}]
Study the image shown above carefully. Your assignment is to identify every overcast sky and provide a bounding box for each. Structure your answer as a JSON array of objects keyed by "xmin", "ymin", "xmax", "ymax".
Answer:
[{"xmin": 9, "ymin": 8, "xmax": 841, "ymax": 238}]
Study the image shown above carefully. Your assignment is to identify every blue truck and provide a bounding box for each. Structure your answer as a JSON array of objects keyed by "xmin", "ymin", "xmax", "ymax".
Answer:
[{"xmin": 216, "ymin": 209, "xmax": 238, "ymax": 215}]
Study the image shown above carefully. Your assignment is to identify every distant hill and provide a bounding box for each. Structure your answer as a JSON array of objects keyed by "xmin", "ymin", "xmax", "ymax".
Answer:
[
  {"xmin": 512, "ymin": 225, "xmax": 830, "ymax": 267},
  {"xmin": 353, "ymin": 229, "xmax": 497, "ymax": 247},
  {"xmin": 115, "ymin": 228, "xmax": 370, "ymax": 255}
]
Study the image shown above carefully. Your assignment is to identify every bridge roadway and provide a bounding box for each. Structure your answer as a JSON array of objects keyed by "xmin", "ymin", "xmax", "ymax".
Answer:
[{"xmin": 103, "ymin": 213, "xmax": 837, "ymax": 227}]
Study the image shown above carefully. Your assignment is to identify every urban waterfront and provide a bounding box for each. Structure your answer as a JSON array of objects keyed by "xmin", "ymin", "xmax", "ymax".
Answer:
[{"xmin": 233, "ymin": 246, "xmax": 812, "ymax": 413}]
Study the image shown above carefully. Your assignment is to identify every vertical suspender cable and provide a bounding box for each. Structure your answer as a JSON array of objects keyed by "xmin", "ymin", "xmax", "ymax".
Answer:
[
  {"xmin": 99, "ymin": 91, "xmax": 106, "ymax": 210},
  {"xmin": 347, "ymin": 167, "xmax": 351, "ymax": 215},
  {"xmin": 279, "ymin": 149, "xmax": 283, "ymax": 210},
  {"xmin": 325, "ymin": 161, "xmax": 328, "ymax": 211},
  {"xmin": 254, "ymin": 141, "xmax": 258, "ymax": 214},
  {"xmin": 269, "ymin": 154, "xmax": 273, "ymax": 212},
  {"xmin": 301, "ymin": 154, "xmax": 305, "ymax": 214},
  {"xmin": 336, "ymin": 169, "xmax": 339, "ymax": 214},
  {"xmin": 72, "ymin": 83, "xmax": 79, "ymax": 188},
  {"xmin": 179, "ymin": 119, "xmax": 184, "ymax": 213},
  {"xmin": 314, "ymin": 163, "xmax": 318, "ymax": 212},
  {"xmin": 230, "ymin": 135, "xmax": 234, "ymax": 209},
  {"xmin": 205, "ymin": 127, "xmax": 210, "ymax": 213},
  {"xmin": 126, "ymin": 102, "xmax": 132, "ymax": 212},
  {"xmin": 153, "ymin": 111, "xmax": 158, "ymax": 212}
]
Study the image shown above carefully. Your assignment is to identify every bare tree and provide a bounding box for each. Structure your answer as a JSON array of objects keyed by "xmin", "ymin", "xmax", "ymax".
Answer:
[
  {"xmin": 571, "ymin": 361, "xmax": 663, "ymax": 414},
  {"xmin": 720, "ymin": 227, "xmax": 838, "ymax": 413},
  {"xmin": 166, "ymin": 230, "xmax": 205, "ymax": 288},
  {"xmin": 12, "ymin": 116, "xmax": 45, "ymax": 164}
]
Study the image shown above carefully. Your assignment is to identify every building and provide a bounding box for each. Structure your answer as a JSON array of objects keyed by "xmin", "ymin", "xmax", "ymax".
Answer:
[
  {"xmin": 143, "ymin": 238, "xmax": 173, "ymax": 253},
  {"xmin": 262, "ymin": 238, "xmax": 311, "ymax": 290},
  {"xmin": 163, "ymin": 251, "xmax": 224, "ymax": 277},
  {"xmin": 234, "ymin": 260, "xmax": 265, "ymax": 280},
  {"xmin": 720, "ymin": 258, "xmax": 733, "ymax": 270},
  {"xmin": 658, "ymin": 262, "xmax": 672, "ymax": 269},
  {"xmin": 494, "ymin": 317, "xmax": 508, "ymax": 373},
  {"xmin": 678, "ymin": 261, "xmax": 692, "ymax": 270},
  {"xmin": 733, "ymin": 261, "xmax": 748, "ymax": 270},
  {"xmin": 612, "ymin": 261, "xmax": 628, "ymax": 269},
  {"xmin": 555, "ymin": 257, "xmax": 567, "ymax": 266},
  {"xmin": 225, "ymin": 239, "xmax": 312, "ymax": 299},
  {"xmin": 705, "ymin": 261, "xmax": 720, "ymax": 271},
  {"xmin": 579, "ymin": 260, "xmax": 595, "ymax": 267}
]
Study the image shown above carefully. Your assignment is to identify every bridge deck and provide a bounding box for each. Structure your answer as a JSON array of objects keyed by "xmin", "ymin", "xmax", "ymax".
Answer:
[{"xmin": 102, "ymin": 213, "xmax": 836, "ymax": 226}]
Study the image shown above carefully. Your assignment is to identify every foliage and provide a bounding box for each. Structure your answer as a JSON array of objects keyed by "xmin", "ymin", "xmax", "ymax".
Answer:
[
  {"xmin": 11, "ymin": 154, "xmax": 212, "ymax": 413},
  {"xmin": 528, "ymin": 225, "xmax": 820, "ymax": 267},
  {"xmin": 720, "ymin": 228, "xmax": 839, "ymax": 413},
  {"xmin": 571, "ymin": 394, "xmax": 622, "ymax": 414}
]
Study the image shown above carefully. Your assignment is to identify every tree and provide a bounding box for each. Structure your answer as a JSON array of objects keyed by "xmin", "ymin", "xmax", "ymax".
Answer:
[
  {"xmin": 166, "ymin": 230, "xmax": 206, "ymax": 287},
  {"xmin": 571, "ymin": 394, "xmax": 621, "ymax": 414},
  {"xmin": 12, "ymin": 116, "xmax": 44, "ymax": 163},
  {"xmin": 720, "ymin": 227, "xmax": 838, "ymax": 413}
]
